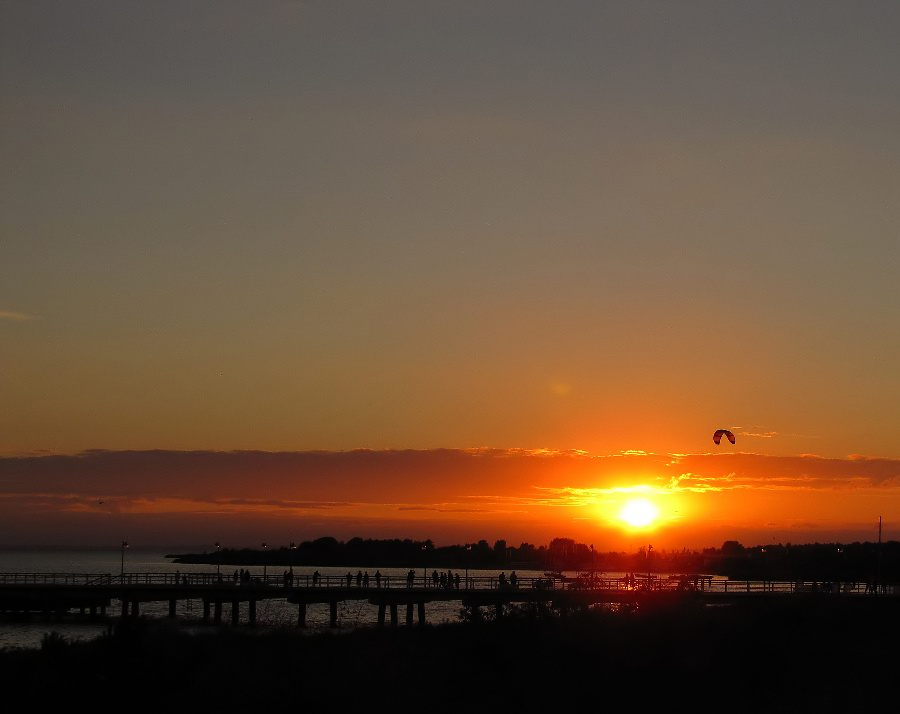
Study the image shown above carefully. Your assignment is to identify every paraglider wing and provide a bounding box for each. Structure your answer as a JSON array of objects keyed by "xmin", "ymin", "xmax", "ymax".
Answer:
[{"xmin": 713, "ymin": 429, "xmax": 735, "ymax": 445}]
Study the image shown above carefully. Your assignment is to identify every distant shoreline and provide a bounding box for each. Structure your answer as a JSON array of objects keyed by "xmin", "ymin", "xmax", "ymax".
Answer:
[{"xmin": 167, "ymin": 537, "xmax": 900, "ymax": 584}]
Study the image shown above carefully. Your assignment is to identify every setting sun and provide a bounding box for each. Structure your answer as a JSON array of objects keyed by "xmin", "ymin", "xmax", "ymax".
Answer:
[{"xmin": 619, "ymin": 498, "xmax": 659, "ymax": 528}]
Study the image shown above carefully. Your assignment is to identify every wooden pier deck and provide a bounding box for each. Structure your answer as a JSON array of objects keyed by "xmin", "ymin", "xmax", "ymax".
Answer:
[{"xmin": 0, "ymin": 572, "xmax": 895, "ymax": 629}]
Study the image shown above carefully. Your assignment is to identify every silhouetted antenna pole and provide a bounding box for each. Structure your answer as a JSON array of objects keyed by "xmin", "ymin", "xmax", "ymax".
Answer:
[{"xmin": 877, "ymin": 516, "xmax": 883, "ymax": 594}]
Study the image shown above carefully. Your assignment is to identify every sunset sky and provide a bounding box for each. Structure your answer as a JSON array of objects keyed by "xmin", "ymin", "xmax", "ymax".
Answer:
[{"xmin": 2, "ymin": 2, "xmax": 898, "ymax": 553}]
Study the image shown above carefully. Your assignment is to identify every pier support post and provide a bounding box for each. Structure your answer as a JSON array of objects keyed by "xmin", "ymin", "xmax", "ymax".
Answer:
[
  {"xmin": 297, "ymin": 602, "xmax": 307, "ymax": 628},
  {"xmin": 169, "ymin": 599, "xmax": 177, "ymax": 618},
  {"xmin": 377, "ymin": 603, "xmax": 386, "ymax": 627},
  {"xmin": 329, "ymin": 600, "xmax": 338, "ymax": 627},
  {"xmin": 390, "ymin": 603, "xmax": 398, "ymax": 627},
  {"xmin": 248, "ymin": 599, "xmax": 257, "ymax": 626},
  {"xmin": 231, "ymin": 599, "xmax": 240, "ymax": 626},
  {"xmin": 417, "ymin": 601, "xmax": 426, "ymax": 626},
  {"xmin": 406, "ymin": 602, "xmax": 414, "ymax": 625}
]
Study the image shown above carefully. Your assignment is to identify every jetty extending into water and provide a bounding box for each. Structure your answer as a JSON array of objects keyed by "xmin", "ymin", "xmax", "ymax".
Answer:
[{"xmin": 0, "ymin": 571, "xmax": 895, "ymax": 629}]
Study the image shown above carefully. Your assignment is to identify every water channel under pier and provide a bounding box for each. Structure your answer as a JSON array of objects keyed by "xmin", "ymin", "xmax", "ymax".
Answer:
[{"xmin": 2, "ymin": 571, "xmax": 895, "ymax": 629}]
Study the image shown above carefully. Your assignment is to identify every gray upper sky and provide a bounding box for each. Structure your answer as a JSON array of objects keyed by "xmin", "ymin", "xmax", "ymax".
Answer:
[{"xmin": 2, "ymin": 1, "xmax": 899, "ymax": 459}]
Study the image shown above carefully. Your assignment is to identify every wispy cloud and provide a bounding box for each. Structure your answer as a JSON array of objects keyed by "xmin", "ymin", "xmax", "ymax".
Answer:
[
  {"xmin": 0, "ymin": 310, "xmax": 33, "ymax": 321},
  {"xmin": 0, "ymin": 449, "xmax": 897, "ymax": 549}
]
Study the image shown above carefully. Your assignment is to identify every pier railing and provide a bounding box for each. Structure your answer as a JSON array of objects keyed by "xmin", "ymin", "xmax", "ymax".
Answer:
[{"xmin": 0, "ymin": 571, "xmax": 888, "ymax": 595}]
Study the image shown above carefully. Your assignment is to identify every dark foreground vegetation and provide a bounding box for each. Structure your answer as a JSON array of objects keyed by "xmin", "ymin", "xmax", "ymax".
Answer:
[
  {"xmin": 173, "ymin": 536, "xmax": 900, "ymax": 584},
  {"xmin": 2, "ymin": 596, "xmax": 897, "ymax": 711}
]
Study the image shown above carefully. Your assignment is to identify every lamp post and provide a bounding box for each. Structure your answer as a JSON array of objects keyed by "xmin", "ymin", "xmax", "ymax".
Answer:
[
  {"xmin": 647, "ymin": 544, "xmax": 653, "ymax": 589},
  {"xmin": 836, "ymin": 546, "xmax": 844, "ymax": 593},
  {"xmin": 214, "ymin": 542, "xmax": 221, "ymax": 577},
  {"xmin": 262, "ymin": 542, "xmax": 268, "ymax": 581},
  {"xmin": 465, "ymin": 544, "xmax": 472, "ymax": 590},
  {"xmin": 421, "ymin": 544, "xmax": 427, "ymax": 587},
  {"xmin": 120, "ymin": 539, "xmax": 128, "ymax": 578}
]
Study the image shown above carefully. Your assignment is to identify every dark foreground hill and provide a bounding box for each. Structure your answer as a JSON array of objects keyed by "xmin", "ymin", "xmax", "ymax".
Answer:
[{"xmin": 2, "ymin": 596, "xmax": 897, "ymax": 711}]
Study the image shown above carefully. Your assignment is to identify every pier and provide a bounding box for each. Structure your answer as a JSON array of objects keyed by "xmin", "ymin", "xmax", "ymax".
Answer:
[{"xmin": 0, "ymin": 572, "xmax": 895, "ymax": 629}]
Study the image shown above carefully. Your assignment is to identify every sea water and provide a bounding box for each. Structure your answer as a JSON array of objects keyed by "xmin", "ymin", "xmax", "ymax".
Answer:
[{"xmin": 0, "ymin": 548, "xmax": 561, "ymax": 650}]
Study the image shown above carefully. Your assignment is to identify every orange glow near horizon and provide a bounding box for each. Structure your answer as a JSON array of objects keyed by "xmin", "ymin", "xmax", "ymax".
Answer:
[
  {"xmin": 0, "ymin": 449, "xmax": 899, "ymax": 551},
  {"xmin": 578, "ymin": 480, "xmax": 696, "ymax": 545}
]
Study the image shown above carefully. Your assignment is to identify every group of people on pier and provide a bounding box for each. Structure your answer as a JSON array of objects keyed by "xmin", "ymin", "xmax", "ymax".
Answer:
[
  {"xmin": 232, "ymin": 568, "xmax": 259, "ymax": 585},
  {"xmin": 310, "ymin": 570, "xmax": 386, "ymax": 588},
  {"xmin": 222, "ymin": 567, "xmax": 522, "ymax": 590},
  {"xmin": 346, "ymin": 570, "xmax": 374, "ymax": 587},
  {"xmin": 430, "ymin": 569, "xmax": 461, "ymax": 589}
]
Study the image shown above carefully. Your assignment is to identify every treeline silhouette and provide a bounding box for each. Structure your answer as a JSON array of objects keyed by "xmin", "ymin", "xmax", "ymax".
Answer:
[{"xmin": 172, "ymin": 536, "xmax": 899, "ymax": 583}]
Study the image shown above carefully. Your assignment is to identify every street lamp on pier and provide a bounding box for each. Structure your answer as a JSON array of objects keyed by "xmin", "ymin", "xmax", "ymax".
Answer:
[
  {"xmin": 215, "ymin": 542, "xmax": 221, "ymax": 577},
  {"xmin": 465, "ymin": 544, "xmax": 472, "ymax": 589},
  {"xmin": 262, "ymin": 542, "xmax": 268, "ymax": 581},
  {"xmin": 120, "ymin": 540, "xmax": 129, "ymax": 578}
]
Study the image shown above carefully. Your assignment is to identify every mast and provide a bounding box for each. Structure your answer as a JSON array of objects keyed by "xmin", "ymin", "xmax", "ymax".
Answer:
[{"xmin": 876, "ymin": 515, "xmax": 883, "ymax": 594}]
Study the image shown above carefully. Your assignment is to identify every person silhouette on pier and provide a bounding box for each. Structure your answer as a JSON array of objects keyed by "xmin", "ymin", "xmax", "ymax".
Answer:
[
  {"xmin": 375, "ymin": 570, "xmax": 382, "ymax": 588},
  {"xmin": 312, "ymin": 570, "xmax": 320, "ymax": 586},
  {"xmin": 356, "ymin": 570, "xmax": 362, "ymax": 587},
  {"xmin": 346, "ymin": 571, "xmax": 352, "ymax": 587},
  {"xmin": 510, "ymin": 571, "xmax": 518, "ymax": 588},
  {"xmin": 407, "ymin": 569, "xmax": 415, "ymax": 588}
]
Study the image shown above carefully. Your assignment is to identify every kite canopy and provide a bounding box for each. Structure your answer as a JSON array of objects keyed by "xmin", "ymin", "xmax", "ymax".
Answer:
[{"xmin": 713, "ymin": 429, "xmax": 736, "ymax": 445}]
